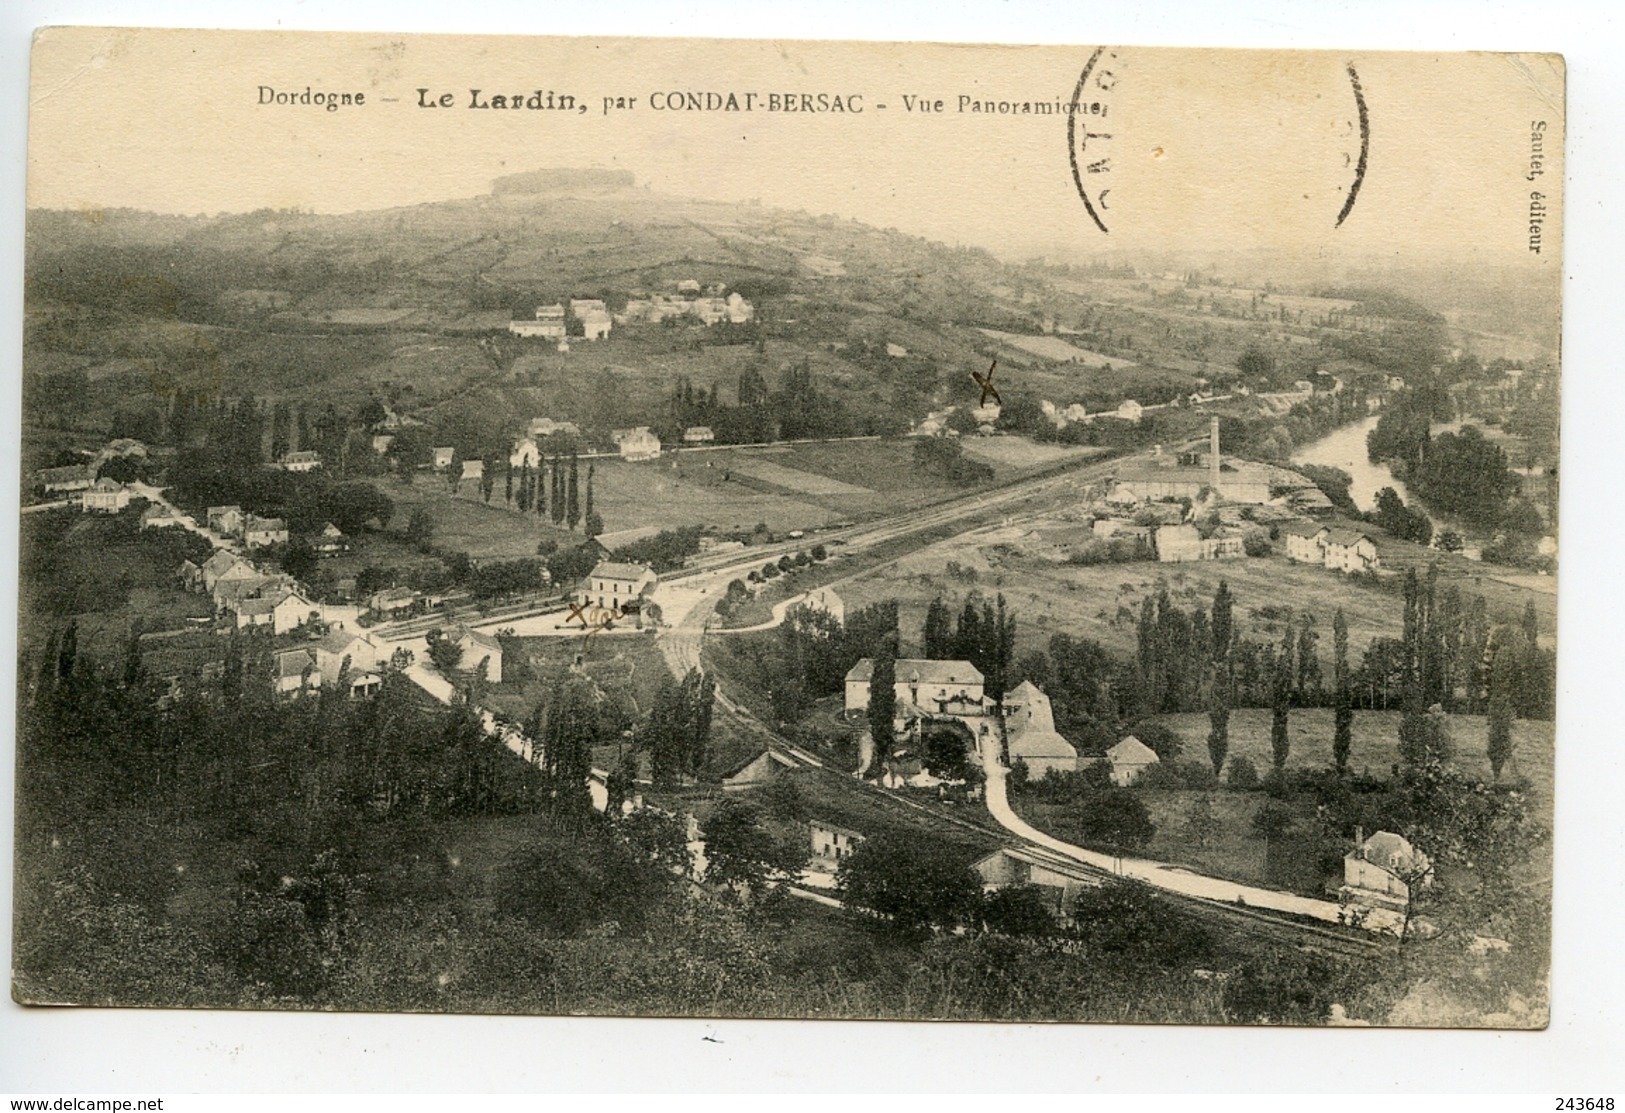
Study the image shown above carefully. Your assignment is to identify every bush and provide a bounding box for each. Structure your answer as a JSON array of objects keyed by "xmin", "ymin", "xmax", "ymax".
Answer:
[
  {"xmin": 1141, "ymin": 760, "xmax": 1219, "ymax": 791},
  {"xmin": 1242, "ymin": 528, "xmax": 1272, "ymax": 557},
  {"xmin": 1222, "ymin": 958, "xmax": 1336, "ymax": 1024},
  {"xmin": 1129, "ymin": 721, "xmax": 1183, "ymax": 762},
  {"xmin": 1070, "ymin": 880, "xmax": 1213, "ymax": 968},
  {"xmin": 1227, "ymin": 756, "xmax": 1260, "ymax": 790}
]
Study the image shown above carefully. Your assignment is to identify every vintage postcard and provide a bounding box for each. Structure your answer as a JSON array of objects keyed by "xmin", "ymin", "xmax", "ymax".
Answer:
[{"xmin": 16, "ymin": 29, "xmax": 1560, "ymax": 1028}]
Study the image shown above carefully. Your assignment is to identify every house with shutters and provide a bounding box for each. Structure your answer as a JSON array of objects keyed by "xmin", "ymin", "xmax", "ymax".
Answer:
[
  {"xmin": 82, "ymin": 477, "xmax": 132, "ymax": 514},
  {"xmin": 843, "ymin": 658, "xmax": 985, "ymax": 723},
  {"xmin": 1323, "ymin": 528, "xmax": 1381, "ymax": 574},
  {"xmin": 1282, "ymin": 521, "xmax": 1331, "ymax": 565},
  {"xmin": 808, "ymin": 820, "xmax": 865, "ymax": 869},
  {"xmin": 1340, "ymin": 829, "xmax": 1432, "ymax": 913},
  {"xmin": 579, "ymin": 561, "xmax": 659, "ymax": 612},
  {"xmin": 277, "ymin": 450, "xmax": 322, "ymax": 473}
]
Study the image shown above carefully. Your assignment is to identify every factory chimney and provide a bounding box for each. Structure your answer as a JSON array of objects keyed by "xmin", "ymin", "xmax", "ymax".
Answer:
[{"xmin": 1209, "ymin": 416, "xmax": 1221, "ymax": 497}]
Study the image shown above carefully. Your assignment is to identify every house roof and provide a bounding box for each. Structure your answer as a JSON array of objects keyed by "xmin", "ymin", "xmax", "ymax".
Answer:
[
  {"xmin": 1325, "ymin": 527, "xmax": 1376, "ymax": 547},
  {"xmin": 1005, "ymin": 679, "xmax": 1048, "ymax": 706},
  {"xmin": 320, "ymin": 522, "xmax": 345, "ymax": 537},
  {"xmin": 246, "ymin": 515, "xmax": 287, "ymax": 532},
  {"xmin": 1280, "ymin": 520, "xmax": 1331, "ymax": 539},
  {"xmin": 236, "ymin": 595, "xmax": 279, "ymax": 617},
  {"xmin": 1357, "ymin": 830, "xmax": 1423, "ymax": 867},
  {"xmin": 589, "ymin": 560, "xmax": 656, "ymax": 582},
  {"xmin": 316, "ymin": 629, "xmax": 371, "ymax": 656},
  {"xmin": 717, "ymin": 747, "xmax": 796, "ymax": 782},
  {"xmin": 90, "ymin": 477, "xmax": 125, "ymax": 492},
  {"xmin": 453, "ymin": 625, "xmax": 502, "ymax": 653},
  {"xmin": 276, "ymin": 649, "xmax": 317, "ymax": 678},
  {"xmin": 1106, "ymin": 735, "xmax": 1160, "ymax": 765},
  {"xmin": 845, "ymin": 658, "xmax": 985, "ymax": 685},
  {"xmin": 281, "ymin": 450, "xmax": 321, "ymax": 463},
  {"xmin": 1008, "ymin": 727, "xmax": 1078, "ymax": 761}
]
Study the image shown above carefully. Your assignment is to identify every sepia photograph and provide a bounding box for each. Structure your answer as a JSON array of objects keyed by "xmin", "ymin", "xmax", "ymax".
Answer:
[{"xmin": 13, "ymin": 24, "xmax": 1565, "ymax": 1041}]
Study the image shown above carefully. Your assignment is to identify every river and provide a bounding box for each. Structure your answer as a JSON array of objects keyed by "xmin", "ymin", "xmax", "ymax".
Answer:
[{"xmin": 1290, "ymin": 413, "xmax": 1409, "ymax": 513}]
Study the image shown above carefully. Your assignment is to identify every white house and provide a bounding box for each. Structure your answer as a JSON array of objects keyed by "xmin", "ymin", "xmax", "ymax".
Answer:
[
  {"xmin": 432, "ymin": 447, "xmax": 455, "ymax": 471},
  {"xmin": 614, "ymin": 427, "xmax": 662, "ymax": 461},
  {"xmin": 509, "ymin": 303, "xmax": 568, "ymax": 339},
  {"xmin": 269, "ymin": 590, "xmax": 317, "ymax": 635},
  {"xmin": 579, "ymin": 561, "xmax": 659, "ymax": 612},
  {"xmin": 207, "ymin": 505, "xmax": 244, "ymax": 537},
  {"xmin": 682, "ymin": 426, "xmax": 716, "ymax": 445},
  {"xmin": 368, "ymin": 586, "xmax": 418, "ymax": 617},
  {"xmin": 1282, "ymin": 521, "xmax": 1331, "ymax": 565},
  {"xmin": 1105, "ymin": 735, "xmax": 1160, "ymax": 786},
  {"xmin": 720, "ymin": 748, "xmax": 796, "ymax": 791},
  {"xmin": 35, "ymin": 464, "xmax": 94, "ymax": 496},
  {"xmin": 371, "ymin": 434, "xmax": 396, "ymax": 454},
  {"xmin": 1116, "ymin": 399, "xmax": 1144, "ymax": 423},
  {"xmin": 1340, "ymin": 829, "xmax": 1432, "ymax": 912},
  {"xmin": 82, "ymin": 477, "xmax": 131, "ymax": 514},
  {"xmin": 451, "ymin": 625, "xmax": 504, "ymax": 683},
  {"xmin": 243, "ymin": 514, "xmax": 289, "ymax": 549},
  {"xmin": 1323, "ymin": 528, "xmax": 1381, "ymax": 574},
  {"xmin": 844, "ymin": 658, "xmax": 985, "ymax": 720},
  {"xmin": 140, "ymin": 503, "xmax": 184, "ymax": 530},
  {"xmin": 801, "ymin": 587, "xmax": 846, "ymax": 625},
  {"xmin": 312, "ymin": 522, "xmax": 349, "ymax": 558},
  {"xmin": 275, "ymin": 648, "xmax": 322, "ymax": 698},
  {"xmin": 509, "ymin": 437, "xmax": 541, "ymax": 469},
  {"xmin": 278, "ymin": 450, "xmax": 322, "ymax": 473},
  {"xmin": 570, "ymin": 298, "xmax": 612, "ymax": 340},
  {"xmin": 1002, "ymin": 679, "xmax": 1078, "ymax": 777},
  {"xmin": 809, "ymin": 820, "xmax": 865, "ymax": 869},
  {"xmin": 460, "ymin": 459, "xmax": 485, "ymax": 484},
  {"xmin": 314, "ymin": 629, "xmax": 382, "ymax": 694},
  {"xmin": 200, "ymin": 549, "xmax": 252, "ymax": 593}
]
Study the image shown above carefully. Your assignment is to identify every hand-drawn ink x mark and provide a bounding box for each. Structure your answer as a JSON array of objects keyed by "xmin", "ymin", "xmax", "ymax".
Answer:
[
  {"xmin": 565, "ymin": 601, "xmax": 591, "ymax": 627},
  {"xmin": 971, "ymin": 359, "xmax": 1002, "ymax": 408}
]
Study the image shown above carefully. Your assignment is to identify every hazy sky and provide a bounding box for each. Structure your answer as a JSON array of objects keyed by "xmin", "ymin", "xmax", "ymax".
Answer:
[{"xmin": 29, "ymin": 29, "xmax": 1563, "ymax": 272}]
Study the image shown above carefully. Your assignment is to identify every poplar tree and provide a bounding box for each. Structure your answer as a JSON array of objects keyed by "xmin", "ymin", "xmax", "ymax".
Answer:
[
  {"xmin": 566, "ymin": 453, "xmax": 581, "ymax": 530},
  {"xmin": 1332, "ymin": 609, "xmax": 1354, "ymax": 773},
  {"xmin": 866, "ymin": 638, "xmax": 897, "ymax": 775},
  {"xmin": 1270, "ymin": 612, "xmax": 1294, "ymax": 771},
  {"xmin": 1486, "ymin": 634, "xmax": 1519, "ymax": 780}
]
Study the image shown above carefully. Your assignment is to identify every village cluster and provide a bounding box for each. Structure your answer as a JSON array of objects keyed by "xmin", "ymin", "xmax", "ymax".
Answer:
[{"xmin": 505, "ymin": 280, "xmax": 755, "ymax": 351}]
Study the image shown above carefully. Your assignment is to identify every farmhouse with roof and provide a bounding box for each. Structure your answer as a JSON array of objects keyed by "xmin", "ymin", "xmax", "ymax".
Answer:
[
  {"xmin": 974, "ymin": 845, "xmax": 1103, "ymax": 917},
  {"xmin": 450, "ymin": 625, "xmax": 504, "ymax": 683},
  {"xmin": 314, "ymin": 629, "xmax": 383, "ymax": 696},
  {"xmin": 206, "ymin": 505, "xmax": 244, "ymax": 538},
  {"xmin": 1323, "ymin": 528, "xmax": 1380, "ymax": 574},
  {"xmin": 1105, "ymin": 735, "xmax": 1160, "ymax": 786},
  {"xmin": 432, "ymin": 447, "xmax": 455, "ymax": 471},
  {"xmin": 509, "ymin": 303, "xmax": 568, "ymax": 339},
  {"xmin": 34, "ymin": 464, "xmax": 94, "ymax": 496},
  {"xmin": 140, "ymin": 504, "xmax": 184, "ymax": 530},
  {"xmin": 275, "ymin": 648, "xmax": 322, "ymax": 698},
  {"xmin": 1002, "ymin": 679, "xmax": 1078, "ymax": 777},
  {"xmin": 243, "ymin": 514, "xmax": 289, "ymax": 549}
]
